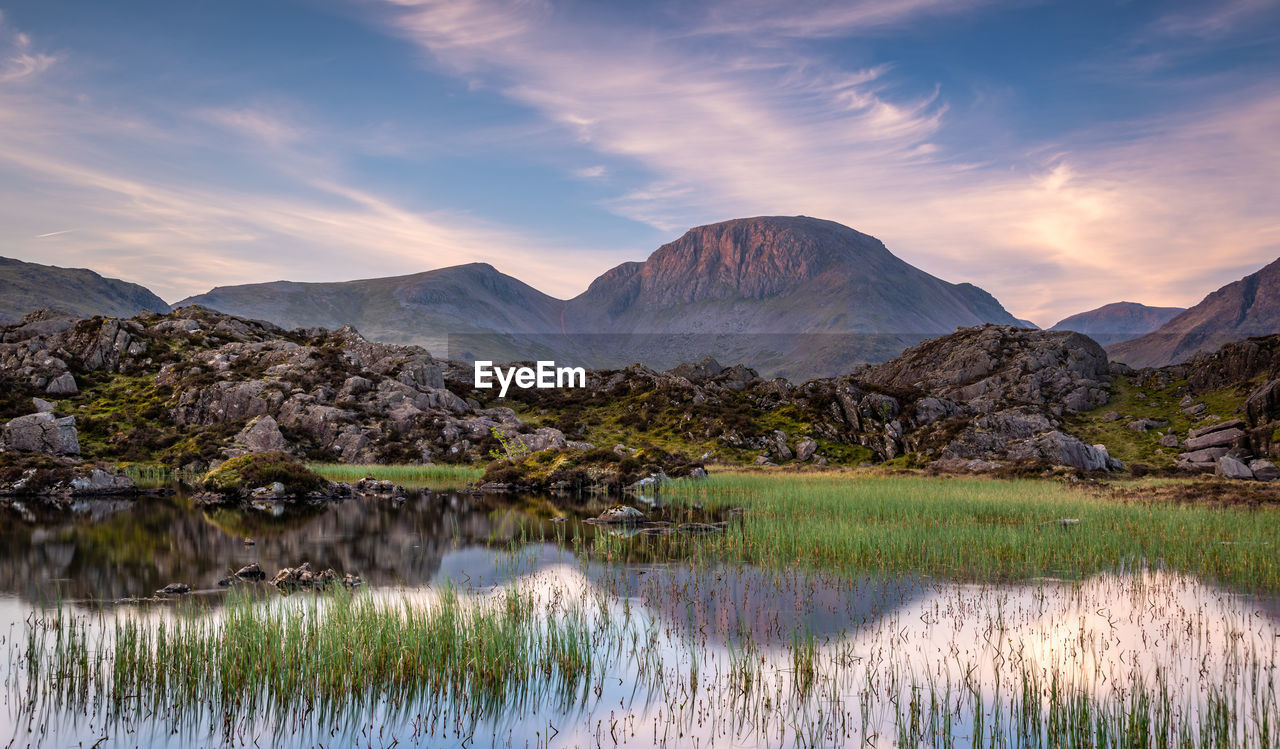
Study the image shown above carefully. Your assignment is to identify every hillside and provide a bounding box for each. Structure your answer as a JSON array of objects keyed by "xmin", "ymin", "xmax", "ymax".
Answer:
[
  {"xmin": 1108, "ymin": 257, "xmax": 1280, "ymax": 368},
  {"xmin": 0, "ymin": 256, "xmax": 171, "ymax": 323}
]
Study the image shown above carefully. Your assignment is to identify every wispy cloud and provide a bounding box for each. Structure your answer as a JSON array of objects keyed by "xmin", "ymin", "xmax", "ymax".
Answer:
[
  {"xmin": 0, "ymin": 14, "xmax": 57, "ymax": 83},
  {"xmin": 0, "ymin": 17, "xmax": 614, "ymax": 302},
  {"xmin": 199, "ymin": 106, "xmax": 305, "ymax": 145},
  {"xmin": 572, "ymin": 165, "xmax": 607, "ymax": 179},
  {"xmin": 378, "ymin": 0, "xmax": 1280, "ymax": 325}
]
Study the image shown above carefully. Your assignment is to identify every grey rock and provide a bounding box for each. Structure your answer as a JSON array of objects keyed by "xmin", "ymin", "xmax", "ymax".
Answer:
[
  {"xmin": 31, "ymin": 397, "xmax": 54, "ymax": 413},
  {"xmin": 1249, "ymin": 459, "xmax": 1279, "ymax": 482},
  {"xmin": 1182, "ymin": 403, "xmax": 1207, "ymax": 416},
  {"xmin": 236, "ymin": 415, "xmax": 289, "ymax": 453},
  {"xmin": 593, "ymin": 505, "xmax": 646, "ymax": 524},
  {"xmin": 913, "ymin": 397, "xmax": 958, "ymax": 426},
  {"xmin": 1178, "ymin": 447, "xmax": 1229, "ymax": 464},
  {"xmin": 69, "ymin": 469, "xmax": 134, "ymax": 494},
  {"xmin": 2, "ymin": 412, "xmax": 80, "ymax": 455},
  {"xmin": 1101, "ymin": 411, "xmax": 1121, "ymax": 422},
  {"xmin": 45, "ymin": 372, "xmax": 78, "ymax": 395},
  {"xmin": 1216, "ymin": 456, "xmax": 1254, "ymax": 480},
  {"xmin": 795, "ymin": 438, "xmax": 818, "ymax": 462},
  {"xmin": 1159, "ymin": 433, "xmax": 1179, "ymax": 448},
  {"xmin": 1184, "ymin": 427, "xmax": 1245, "ymax": 452},
  {"xmin": 1188, "ymin": 419, "xmax": 1245, "ymax": 440},
  {"xmin": 1127, "ymin": 418, "xmax": 1168, "ymax": 433},
  {"xmin": 156, "ymin": 583, "xmax": 191, "ymax": 596}
]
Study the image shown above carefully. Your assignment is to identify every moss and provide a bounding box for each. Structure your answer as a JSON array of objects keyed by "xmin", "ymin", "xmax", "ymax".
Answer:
[
  {"xmin": 200, "ymin": 451, "xmax": 327, "ymax": 496},
  {"xmin": 1068, "ymin": 375, "xmax": 1249, "ymax": 472}
]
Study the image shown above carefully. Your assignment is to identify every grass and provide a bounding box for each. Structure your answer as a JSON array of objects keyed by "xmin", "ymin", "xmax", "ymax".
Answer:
[
  {"xmin": 1070, "ymin": 374, "xmax": 1250, "ymax": 470},
  {"xmin": 309, "ymin": 462, "xmax": 483, "ymax": 490},
  {"xmin": 646, "ymin": 472, "xmax": 1280, "ymax": 590},
  {"xmin": 19, "ymin": 586, "xmax": 597, "ymax": 722}
]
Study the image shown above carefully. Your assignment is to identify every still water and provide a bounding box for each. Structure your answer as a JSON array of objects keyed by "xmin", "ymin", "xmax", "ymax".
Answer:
[{"xmin": 1, "ymin": 489, "xmax": 1278, "ymax": 747}]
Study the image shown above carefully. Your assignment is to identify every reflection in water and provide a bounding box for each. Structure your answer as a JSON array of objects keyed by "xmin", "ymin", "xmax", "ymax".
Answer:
[{"xmin": 1, "ymin": 490, "xmax": 1278, "ymax": 747}]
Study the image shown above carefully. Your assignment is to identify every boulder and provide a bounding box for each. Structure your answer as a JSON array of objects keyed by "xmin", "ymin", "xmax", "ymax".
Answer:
[
  {"xmin": 592, "ymin": 505, "xmax": 646, "ymax": 524},
  {"xmin": 45, "ymin": 372, "xmax": 77, "ymax": 395},
  {"xmin": 1159, "ymin": 433, "xmax": 1179, "ymax": 448},
  {"xmin": 1127, "ymin": 418, "xmax": 1168, "ymax": 433},
  {"xmin": 155, "ymin": 583, "xmax": 191, "ymax": 596},
  {"xmin": 1177, "ymin": 447, "xmax": 1229, "ymax": 464},
  {"xmin": 1216, "ymin": 456, "xmax": 1254, "ymax": 480},
  {"xmin": 1101, "ymin": 411, "xmax": 1122, "ymax": 422},
  {"xmin": 236, "ymin": 415, "xmax": 290, "ymax": 453},
  {"xmin": 2, "ymin": 413, "xmax": 80, "ymax": 455},
  {"xmin": 234, "ymin": 563, "xmax": 266, "ymax": 580},
  {"xmin": 1249, "ymin": 459, "xmax": 1279, "ymax": 482},
  {"xmin": 1188, "ymin": 419, "xmax": 1245, "ymax": 440},
  {"xmin": 795, "ymin": 438, "xmax": 818, "ymax": 462},
  {"xmin": 69, "ymin": 468, "xmax": 135, "ymax": 494},
  {"xmin": 31, "ymin": 398, "xmax": 54, "ymax": 413},
  {"xmin": 1184, "ymin": 427, "xmax": 1246, "ymax": 452}
]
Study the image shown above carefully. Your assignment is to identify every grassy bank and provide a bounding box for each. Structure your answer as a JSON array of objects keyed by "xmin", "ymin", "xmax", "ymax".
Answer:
[
  {"xmin": 650, "ymin": 472, "xmax": 1280, "ymax": 590},
  {"xmin": 308, "ymin": 462, "xmax": 483, "ymax": 490}
]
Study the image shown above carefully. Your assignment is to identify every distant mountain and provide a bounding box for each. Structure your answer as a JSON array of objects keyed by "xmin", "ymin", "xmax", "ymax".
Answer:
[
  {"xmin": 1107, "ymin": 258, "xmax": 1280, "ymax": 368},
  {"xmin": 562, "ymin": 216, "xmax": 1024, "ymax": 379},
  {"xmin": 1049, "ymin": 301, "xmax": 1185, "ymax": 346},
  {"xmin": 179, "ymin": 263, "xmax": 568, "ymax": 361},
  {"xmin": 0, "ymin": 256, "xmax": 171, "ymax": 323},
  {"xmin": 181, "ymin": 216, "xmax": 1025, "ymax": 380}
]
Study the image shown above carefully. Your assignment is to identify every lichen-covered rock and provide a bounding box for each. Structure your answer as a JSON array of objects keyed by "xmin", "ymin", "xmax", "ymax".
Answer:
[
  {"xmin": 860, "ymin": 325, "xmax": 1110, "ymax": 413},
  {"xmin": 234, "ymin": 415, "xmax": 290, "ymax": 453},
  {"xmin": 2, "ymin": 413, "xmax": 80, "ymax": 456}
]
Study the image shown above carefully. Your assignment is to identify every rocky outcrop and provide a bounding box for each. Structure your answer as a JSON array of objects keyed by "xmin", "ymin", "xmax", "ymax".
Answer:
[
  {"xmin": 860, "ymin": 325, "xmax": 1110, "ymax": 415},
  {"xmin": 2, "ymin": 413, "xmax": 80, "ymax": 456}
]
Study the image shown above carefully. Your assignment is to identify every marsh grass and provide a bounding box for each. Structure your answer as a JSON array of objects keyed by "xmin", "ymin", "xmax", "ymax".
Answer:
[
  {"xmin": 652, "ymin": 472, "xmax": 1280, "ymax": 590},
  {"xmin": 17, "ymin": 586, "xmax": 598, "ymax": 727},
  {"xmin": 308, "ymin": 462, "xmax": 482, "ymax": 490}
]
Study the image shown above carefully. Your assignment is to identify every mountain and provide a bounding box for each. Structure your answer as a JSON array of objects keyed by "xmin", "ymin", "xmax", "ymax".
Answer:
[
  {"xmin": 1107, "ymin": 257, "xmax": 1280, "ymax": 368},
  {"xmin": 562, "ymin": 216, "xmax": 1024, "ymax": 378},
  {"xmin": 181, "ymin": 216, "xmax": 1025, "ymax": 380},
  {"xmin": 179, "ymin": 263, "xmax": 568, "ymax": 361},
  {"xmin": 0, "ymin": 256, "xmax": 171, "ymax": 323},
  {"xmin": 1049, "ymin": 301, "xmax": 1185, "ymax": 347}
]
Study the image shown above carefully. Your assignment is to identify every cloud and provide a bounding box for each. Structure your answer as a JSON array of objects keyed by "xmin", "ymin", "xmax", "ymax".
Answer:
[
  {"xmin": 199, "ymin": 107, "xmax": 304, "ymax": 145},
  {"xmin": 0, "ymin": 17, "xmax": 56, "ymax": 83},
  {"xmin": 0, "ymin": 22, "xmax": 615, "ymax": 302},
  {"xmin": 695, "ymin": 0, "xmax": 1002, "ymax": 38},
  {"xmin": 572, "ymin": 165, "xmax": 607, "ymax": 179},
  {"xmin": 377, "ymin": 0, "xmax": 1280, "ymax": 326},
  {"xmin": 1148, "ymin": 0, "xmax": 1279, "ymax": 41}
]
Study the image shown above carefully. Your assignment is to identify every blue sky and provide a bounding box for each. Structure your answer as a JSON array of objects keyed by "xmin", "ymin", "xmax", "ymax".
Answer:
[{"xmin": 0, "ymin": 0, "xmax": 1277, "ymax": 325}]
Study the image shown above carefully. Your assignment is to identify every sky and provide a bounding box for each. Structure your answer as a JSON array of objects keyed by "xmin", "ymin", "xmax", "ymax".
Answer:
[{"xmin": 0, "ymin": 0, "xmax": 1277, "ymax": 327}]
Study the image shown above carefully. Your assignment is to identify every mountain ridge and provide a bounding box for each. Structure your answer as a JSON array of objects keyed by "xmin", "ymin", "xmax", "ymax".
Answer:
[
  {"xmin": 1107, "ymin": 258, "xmax": 1280, "ymax": 368},
  {"xmin": 0, "ymin": 256, "xmax": 171, "ymax": 323}
]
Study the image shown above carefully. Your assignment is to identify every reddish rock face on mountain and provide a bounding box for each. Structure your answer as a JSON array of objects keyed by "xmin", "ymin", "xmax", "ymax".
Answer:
[
  {"xmin": 1108, "ymin": 257, "xmax": 1280, "ymax": 369},
  {"xmin": 1049, "ymin": 301, "xmax": 1185, "ymax": 347}
]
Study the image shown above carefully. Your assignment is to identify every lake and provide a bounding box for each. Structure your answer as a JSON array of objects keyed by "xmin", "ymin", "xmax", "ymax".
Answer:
[{"xmin": 2, "ymin": 486, "xmax": 1277, "ymax": 747}]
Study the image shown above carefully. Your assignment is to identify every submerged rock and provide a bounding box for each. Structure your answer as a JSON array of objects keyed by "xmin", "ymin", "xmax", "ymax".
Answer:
[{"xmin": 155, "ymin": 583, "xmax": 191, "ymax": 596}]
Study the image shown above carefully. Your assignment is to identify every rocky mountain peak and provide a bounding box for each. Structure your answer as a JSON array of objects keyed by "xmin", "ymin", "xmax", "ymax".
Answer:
[{"xmin": 607, "ymin": 216, "xmax": 897, "ymax": 306}]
